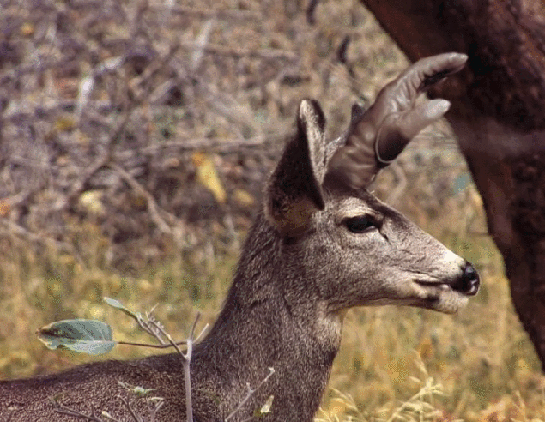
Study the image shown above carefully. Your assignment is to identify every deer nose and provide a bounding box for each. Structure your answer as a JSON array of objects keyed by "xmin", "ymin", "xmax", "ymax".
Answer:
[{"xmin": 453, "ymin": 262, "xmax": 480, "ymax": 296}]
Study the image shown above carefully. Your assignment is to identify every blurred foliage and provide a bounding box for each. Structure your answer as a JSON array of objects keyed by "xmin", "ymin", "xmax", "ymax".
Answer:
[{"xmin": 0, "ymin": 0, "xmax": 544, "ymax": 422}]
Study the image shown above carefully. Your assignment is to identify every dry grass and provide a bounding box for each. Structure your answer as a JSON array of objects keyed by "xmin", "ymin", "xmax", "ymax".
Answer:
[{"xmin": 1, "ymin": 1, "xmax": 544, "ymax": 421}]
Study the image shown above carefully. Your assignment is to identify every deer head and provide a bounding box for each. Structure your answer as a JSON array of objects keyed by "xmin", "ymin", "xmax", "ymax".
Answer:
[{"xmin": 262, "ymin": 52, "xmax": 478, "ymax": 315}]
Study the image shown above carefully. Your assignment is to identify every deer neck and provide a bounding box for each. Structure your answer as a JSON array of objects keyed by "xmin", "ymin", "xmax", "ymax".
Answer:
[{"xmin": 194, "ymin": 214, "xmax": 343, "ymax": 419}]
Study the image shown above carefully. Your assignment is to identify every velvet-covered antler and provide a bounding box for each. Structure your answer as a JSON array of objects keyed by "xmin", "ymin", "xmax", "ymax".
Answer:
[{"xmin": 327, "ymin": 52, "xmax": 467, "ymax": 189}]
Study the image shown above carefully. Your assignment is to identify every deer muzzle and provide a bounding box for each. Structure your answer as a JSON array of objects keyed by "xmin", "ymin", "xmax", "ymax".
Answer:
[
  {"xmin": 410, "ymin": 258, "xmax": 480, "ymax": 314},
  {"xmin": 452, "ymin": 262, "xmax": 480, "ymax": 296}
]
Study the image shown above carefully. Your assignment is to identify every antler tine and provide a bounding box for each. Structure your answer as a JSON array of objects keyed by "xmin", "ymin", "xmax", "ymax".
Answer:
[{"xmin": 327, "ymin": 52, "xmax": 467, "ymax": 190}]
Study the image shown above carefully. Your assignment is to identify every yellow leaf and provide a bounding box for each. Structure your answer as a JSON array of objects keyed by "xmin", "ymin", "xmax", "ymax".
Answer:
[
  {"xmin": 320, "ymin": 398, "xmax": 349, "ymax": 418},
  {"xmin": 56, "ymin": 154, "xmax": 70, "ymax": 167},
  {"xmin": 192, "ymin": 152, "xmax": 226, "ymax": 203},
  {"xmin": 515, "ymin": 357, "xmax": 532, "ymax": 379},
  {"xmin": 164, "ymin": 157, "xmax": 180, "ymax": 168},
  {"xmin": 256, "ymin": 395, "xmax": 274, "ymax": 416},
  {"xmin": 138, "ymin": 279, "xmax": 153, "ymax": 294},
  {"xmin": 79, "ymin": 190, "xmax": 104, "ymax": 215},
  {"xmin": 20, "ymin": 22, "xmax": 34, "ymax": 36},
  {"xmin": 234, "ymin": 189, "xmax": 254, "ymax": 207},
  {"xmin": 131, "ymin": 192, "xmax": 147, "ymax": 210},
  {"xmin": 88, "ymin": 304, "xmax": 106, "ymax": 320},
  {"xmin": 417, "ymin": 336, "xmax": 435, "ymax": 360},
  {"xmin": 55, "ymin": 116, "xmax": 77, "ymax": 132},
  {"xmin": 0, "ymin": 199, "xmax": 10, "ymax": 217}
]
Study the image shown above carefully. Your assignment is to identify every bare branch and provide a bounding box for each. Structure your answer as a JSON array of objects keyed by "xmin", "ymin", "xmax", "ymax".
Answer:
[
  {"xmin": 116, "ymin": 340, "xmax": 187, "ymax": 348},
  {"xmin": 52, "ymin": 400, "xmax": 108, "ymax": 422},
  {"xmin": 122, "ymin": 397, "xmax": 144, "ymax": 422},
  {"xmin": 191, "ymin": 20, "xmax": 216, "ymax": 72},
  {"xmin": 194, "ymin": 323, "xmax": 209, "ymax": 343},
  {"xmin": 110, "ymin": 164, "xmax": 173, "ymax": 235},
  {"xmin": 306, "ymin": 0, "xmax": 320, "ymax": 25},
  {"xmin": 181, "ymin": 312, "xmax": 203, "ymax": 422},
  {"xmin": 179, "ymin": 43, "xmax": 297, "ymax": 61},
  {"xmin": 129, "ymin": 43, "xmax": 181, "ymax": 101},
  {"xmin": 148, "ymin": 399, "xmax": 164, "ymax": 422},
  {"xmin": 161, "ymin": 6, "xmax": 261, "ymax": 21},
  {"xmin": 225, "ymin": 367, "xmax": 276, "ymax": 421},
  {"xmin": 0, "ymin": 219, "xmax": 80, "ymax": 260},
  {"xmin": 140, "ymin": 137, "xmax": 269, "ymax": 153},
  {"xmin": 63, "ymin": 110, "xmax": 132, "ymax": 212}
]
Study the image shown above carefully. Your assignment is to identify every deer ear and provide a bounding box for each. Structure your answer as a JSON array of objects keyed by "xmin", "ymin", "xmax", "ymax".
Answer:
[{"xmin": 265, "ymin": 99, "xmax": 326, "ymax": 235}]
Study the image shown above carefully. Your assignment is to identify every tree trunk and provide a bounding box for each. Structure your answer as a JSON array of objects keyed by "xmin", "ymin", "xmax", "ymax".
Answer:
[{"xmin": 359, "ymin": 0, "xmax": 545, "ymax": 369}]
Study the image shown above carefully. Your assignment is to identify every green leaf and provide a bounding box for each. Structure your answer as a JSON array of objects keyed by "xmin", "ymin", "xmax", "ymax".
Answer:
[
  {"xmin": 453, "ymin": 174, "xmax": 471, "ymax": 194},
  {"xmin": 259, "ymin": 395, "xmax": 274, "ymax": 414},
  {"xmin": 104, "ymin": 297, "xmax": 142, "ymax": 321},
  {"xmin": 37, "ymin": 319, "xmax": 116, "ymax": 355},
  {"xmin": 118, "ymin": 381, "xmax": 155, "ymax": 396}
]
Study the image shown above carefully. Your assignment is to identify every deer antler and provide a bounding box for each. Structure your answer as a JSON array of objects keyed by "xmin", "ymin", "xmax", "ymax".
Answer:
[{"xmin": 327, "ymin": 52, "xmax": 467, "ymax": 189}]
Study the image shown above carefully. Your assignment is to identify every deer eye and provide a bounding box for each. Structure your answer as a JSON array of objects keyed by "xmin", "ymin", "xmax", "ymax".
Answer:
[{"xmin": 344, "ymin": 215, "xmax": 377, "ymax": 233}]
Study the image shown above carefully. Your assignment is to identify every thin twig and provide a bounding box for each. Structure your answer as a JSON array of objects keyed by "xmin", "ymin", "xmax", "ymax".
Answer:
[
  {"xmin": 133, "ymin": 310, "xmax": 167, "ymax": 345},
  {"xmin": 130, "ymin": 43, "xmax": 181, "ymax": 101},
  {"xmin": 149, "ymin": 399, "xmax": 164, "ymax": 422},
  {"xmin": 127, "ymin": 311, "xmax": 202, "ymax": 422},
  {"xmin": 179, "ymin": 42, "xmax": 297, "ymax": 61},
  {"xmin": 0, "ymin": 219, "xmax": 82, "ymax": 262},
  {"xmin": 140, "ymin": 137, "xmax": 269, "ymax": 153},
  {"xmin": 188, "ymin": 312, "xmax": 201, "ymax": 342},
  {"xmin": 110, "ymin": 164, "xmax": 172, "ymax": 234},
  {"xmin": 63, "ymin": 152, "xmax": 112, "ymax": 211},
  {"xmin": 63, "ymin": 111, "xmax": 131, "ymax": 212},
  {"xmin": 306, "ymin": 0, "xmax": 319, "ymax": 24},
  {"xmin": 156, "ymin": 311, "xmax": 204, "ymax": 422},
  {"xmin": 123, "ymin": 397, "xmax": 144, "ymax": 422},
  {"xmin": 194, "ymin": 323, "xmax": 209, "ymax": 343},
  {"xmin": 191, "ymin": 20, "xmax": 215, "ymax": 72},
  {"xmin": 108, "ymin": 163, "xmax": 186, "ymax": 241},
  {"xmin": 52, "ymin": 401, "xmax": 109, "ymax": 422},
  {"xmin": 184, "ymin": 324, "xmax": 195, "ymax": 422},
  {"xmin": 160, "ymin": 6, "xmax": 261, "ymax": 20},
  {"xmin": 225, "ymin": 367, "xmax": 276, "ymax": 421},
  {"xmin": 116, "ymin": 340, "xmax": 187, "ymax": 348}
]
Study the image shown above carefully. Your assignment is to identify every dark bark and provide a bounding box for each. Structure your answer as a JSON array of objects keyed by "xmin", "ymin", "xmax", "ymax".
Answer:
[{"xmin": 360, "ymin": 0, "xmax": 545, "ymax": 369}]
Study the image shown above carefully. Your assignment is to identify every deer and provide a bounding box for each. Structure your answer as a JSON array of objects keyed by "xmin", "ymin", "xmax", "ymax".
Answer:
[{"xmin": 0, "ymin": 52, "xmax": 479, "ymax": 422}]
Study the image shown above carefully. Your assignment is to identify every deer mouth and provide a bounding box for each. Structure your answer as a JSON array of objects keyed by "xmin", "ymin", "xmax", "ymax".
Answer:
[
  {"xmin": 412, "ymin": 262, "xmax": 480, "ymax": 313},
  {"xmin": 416, "ymin": 262, "xmax": 480, "ymax": 297}
]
